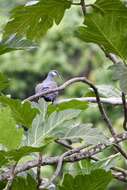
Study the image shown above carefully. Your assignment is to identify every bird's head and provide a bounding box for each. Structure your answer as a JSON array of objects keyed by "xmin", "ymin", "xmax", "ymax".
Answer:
[{"xmin": 48, "ymin": 70, "xmax": 63, "ymax": 80}]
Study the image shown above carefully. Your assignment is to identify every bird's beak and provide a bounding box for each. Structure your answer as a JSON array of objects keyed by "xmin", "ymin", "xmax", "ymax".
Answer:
[{"xmin": 57, "ymin": 72, "xmax": 63, "ymax": 81}]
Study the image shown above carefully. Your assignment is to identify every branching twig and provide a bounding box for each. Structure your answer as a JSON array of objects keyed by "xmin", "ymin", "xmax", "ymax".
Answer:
[
  {"xmin": 3, "ymin": 163, "xmax": 17, "ymax": 190},
  {"xmin": 100, "ymin": 46, "xmax": 120, "ymax": 65},
  {"xmin": 37, "ymin": 153, "xmax": 42, "ymax": 190},
  {"xmin": 122, "ymin": 92, "xmax": 127, "ymax": 131},
  {"xmin": 40, "ymin": 148, "xmax": 78, "ymax": 189}
]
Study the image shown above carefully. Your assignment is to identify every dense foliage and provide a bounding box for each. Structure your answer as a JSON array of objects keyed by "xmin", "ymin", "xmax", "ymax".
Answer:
[{"xmin": 0, "ymin": 0, "xmax": 127, "ymax": 190}]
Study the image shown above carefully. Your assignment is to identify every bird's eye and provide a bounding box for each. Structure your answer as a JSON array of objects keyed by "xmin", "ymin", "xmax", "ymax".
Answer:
[{"xmin": 52, "ymin": 71, "xmax": 57, "ymax": 76}]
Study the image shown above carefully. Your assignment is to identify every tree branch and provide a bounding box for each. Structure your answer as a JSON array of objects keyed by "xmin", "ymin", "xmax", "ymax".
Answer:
[
  {"xmin": 1, "ymin": 132, "xmax": 127, "ymax": 182},
  {"xmin": 3, "ymin": 163, "xmax": 17, "ymax": 190},
  {"xmin": 55, "ymin": 97, "xmax": 124, "ymax": 105},
  {"xmin": 37, "ymin": 153, "xmax": 42, "ymax": 190},
  {"xmin": 122, "ymin": 92, "xmax": 127, "ymax": 131}
]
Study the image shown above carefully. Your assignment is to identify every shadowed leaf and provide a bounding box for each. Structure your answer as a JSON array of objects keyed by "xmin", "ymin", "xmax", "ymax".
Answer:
[
  {"xmin": 0, "ymin": 35, "xmax": 37, "ymax": 55},
  {"xmin": 4, "ymin": 0, "xmax": 71, "ymax": 41},
  {"xmin": 76, "ymin": 0, "xmax": 127, "ymax": 60},
  {"xmin": 58, "ymin": 169, "xmax": 112, "ymax": 190}
]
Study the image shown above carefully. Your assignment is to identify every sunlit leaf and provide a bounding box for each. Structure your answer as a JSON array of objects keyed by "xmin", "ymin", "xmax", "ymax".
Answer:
[
  {"xmin": 27, "ymin": 99, "xmax": 81, "ymax": 147},
  {"xmin": 62, "ymin": 124, "xmax": 108, "ymax": 145},
  {"xmin": 0, "ymin": 73, "xmax": 9, "ymax": 91},
  {"xmin": 48, "ymin": 100, "xmax": 88, "ymax": 115},
  {"xmin": 0, "ymin": 107, "xmax": 23, "ymax": 150},
  {"xmin": 0, "ymin": 96, "xmax": 39, "ymax": 128}
]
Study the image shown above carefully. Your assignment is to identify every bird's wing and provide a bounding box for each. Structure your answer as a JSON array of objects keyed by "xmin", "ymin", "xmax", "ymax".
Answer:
[{"xmin": 35, "ymin": 83, "xmax": 49, "ymax": 94}]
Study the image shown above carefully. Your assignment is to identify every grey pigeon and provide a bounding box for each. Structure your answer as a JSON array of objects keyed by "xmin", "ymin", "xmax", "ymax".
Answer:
[{"xmin": 35, "ymin": 70, "xmax": 60, "ymax": 102}]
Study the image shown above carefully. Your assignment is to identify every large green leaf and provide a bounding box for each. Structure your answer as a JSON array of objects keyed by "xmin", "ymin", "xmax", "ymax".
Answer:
[
  {"xmin": 76, "ymin": 0, "xmax": 127, "ymax": 60},
  {"xmin": 12, "ymin": 174, "xmax": 37, "ymax": 190},
  {"xmin": 0, "ymin": 146, "xmax": 46, "ymax": 167},
  {"xmin": 27, "ymin": 99, "xmax": 81, "ymax": 147},
  {"xmin": 0, "ymin": 96, "xmax": 39, "ymax": 128},
  {"xmin": 96, "ymin": 85, "xmax": 121, "ymax": 98},
  {"xmin": 48, "ymin": 100, "xmax": 88, "ymax": 115},
  {"xmin": 62, "ymin": 124, "xmax": 108, "ymax": 145},
  {"xmin": 58, "ymin": 169, "xmax": 112, "ymax": 190},
  {"xmin": 0, "ymin": 73, "xmax": 9, "ymax": 91},
  {"xmin": 0, "ymin": 35, "xmax": 37, "ymax": 55},
  {"xmin": 27, "ymin": 99, "xmax": 107, "ymax": 147},
  {"xmin": 3, "ymin": 0, "xmax": 71, "ymax": 41},
  {"xmin": 0, "ymin": 108, "xmax": 23, "ymax": 150},
  {"xmin": 109, "ymin": 63, "xmax": 127, "ymax": 94}
]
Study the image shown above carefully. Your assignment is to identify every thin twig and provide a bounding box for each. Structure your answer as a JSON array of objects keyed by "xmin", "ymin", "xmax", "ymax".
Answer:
[
  {"xmin": 91, "ymin": 156, "xmax": 127, "ymax": 177},
  {"xmin": 113, "ymin": 143, "xmax": 127, "ymax": 159},
  {"xmin": 100, "ymin": 46, "xmax": 120, "ymax": 65},
  {"xmin": 55, "ymin": 139, "xmax": 73, "ymax": 149},
  {"xmin": 122, "ymin": 92, "xmax": 127, "ymax": 131},
  {"xmin": 3, "ymin": 163, "xmax": 17, "ymax": 190},
  {"xmin": 88, "ymin": 83, "xmax": 116, "ymax": 137},
  {"xmin": 41, "ymin": 150, "xmax": 74, "ymax": 189},
  {"xmin": 37, "ymin": 153, "xmax": 42, "ymax": 190}
]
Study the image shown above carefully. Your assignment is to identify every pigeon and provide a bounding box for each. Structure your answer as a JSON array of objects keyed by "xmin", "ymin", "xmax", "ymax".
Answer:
[{"xmin": 35, "ymin": 70, "xmax": 61, "ymax": 102}]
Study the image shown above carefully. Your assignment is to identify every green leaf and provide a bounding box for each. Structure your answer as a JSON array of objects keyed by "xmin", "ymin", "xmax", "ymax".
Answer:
[
  {"xmin": 12, "ymin": 174, "xmax": 37, "ymax": 190},
  {"xmin": 76, "ymin": 0, "xmax": 127, "ymax": 60},
  {"xmin": 0, "ymin": 73, "xmax": 9, "ymax": 91},
  {"xmin": 48, "ymin": 100, "xmax": 88, "ymax": 115},
  {"xmin": 0, "ymin": 107, "xmax": 23, "ymax": 150},
  {"xmin": 92, "ymin": 153, "xmax": 121, "ymax": 172},
  {"xmin": 96, "ymin": 85, "xmax": 121, "ymax": 98},
  {"xmin": 27, "ymin": 99, "xmax": 107, "ymax": 146},
  {"xmin": 58, "ymin": 169, "xmax": 112, "ymax": 190},
  {"xmin": 27, "ymin": 99, "xmax": 81, "ymax": 147},
  {"xmin": 0, "ymin": 35, "xmax": 37, "ymax": 55},
  {"xmin": 0, "ymin": 96, "xmax": 39, "ymax": 128},
  {"xmin": 62, "ymin": 124, "xmax": 108, "ymax": 145},
  {"xmin": 109, "ymin": 63, "xmax": 127, "ymax": 94},
  {"xmin": 4, "ymin": 0, "xmax": 71, "ymax": 41},
  {"xmin": 67, "ymin": 159, "xmax": 97, "ymax": 176},
  {"xmin": 0, "ymin": 145, "xmax": 47, "ymax": 167}
]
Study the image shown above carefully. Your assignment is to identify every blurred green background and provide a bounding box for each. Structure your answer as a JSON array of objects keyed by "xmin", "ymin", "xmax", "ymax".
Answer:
[{"xmin": 0, "ymin": 0, "xmax": 127, "ymax": 189}]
